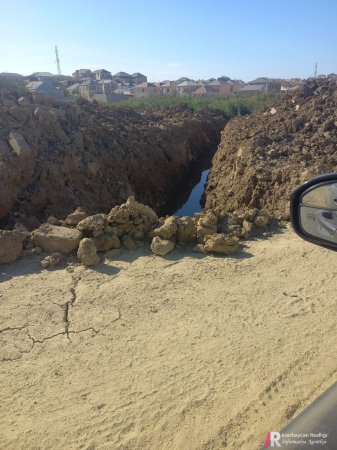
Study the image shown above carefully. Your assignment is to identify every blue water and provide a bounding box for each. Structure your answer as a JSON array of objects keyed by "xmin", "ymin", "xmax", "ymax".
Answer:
[{"xmin": 174, "ymin": 169, "xmax": 209, "ymax": 217}]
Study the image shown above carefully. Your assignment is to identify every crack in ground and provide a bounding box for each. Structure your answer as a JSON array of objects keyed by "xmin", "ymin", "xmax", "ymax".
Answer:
[
  {"xmin": 1, "ymin": 327, "xmax": 99, "ymax": 363},
  {"xmin": 0, "ymin": 325, "xmax": 30, "ymax": 334},
  {"xmin": 1, "ymin": 272, "xmax": 124, "ymax": 362},
  {"xmin": 58, "ymin": 273, "xmax": 82, "ymax": 341}
]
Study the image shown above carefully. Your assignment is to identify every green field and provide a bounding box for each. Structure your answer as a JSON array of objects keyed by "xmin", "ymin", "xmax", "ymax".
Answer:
[{"xmin": 112, "ymin": 92, "xmax": 284, "ymax": 116}]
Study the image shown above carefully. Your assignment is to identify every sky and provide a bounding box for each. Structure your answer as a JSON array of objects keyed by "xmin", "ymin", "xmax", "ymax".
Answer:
[{"xmin": 1, "ymin": 0, "xmax": 337, "ymax": 82}]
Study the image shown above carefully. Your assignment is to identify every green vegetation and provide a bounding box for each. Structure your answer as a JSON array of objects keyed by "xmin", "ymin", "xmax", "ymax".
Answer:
[{"xmin": 112, "ymin": 93, "xmax": 284, "ymax": 116}]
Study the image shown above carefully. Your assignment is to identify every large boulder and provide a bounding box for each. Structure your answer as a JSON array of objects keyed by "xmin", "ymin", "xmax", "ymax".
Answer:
[
  {"xmin": 203, "ymin": 234, "xmax": 240, "ymax": 254},
  {"xmin": 0, "ymin": 230, "xmax": 26, "ymax": 264},
  {"xmin": 32, "ymin": 223, "xmax": 82, "ymax": 254},
  {"xmin": 77, "ymin": 214, "xmax": 107, "ymax": 235},
  {"xmin": 108, "ymin": 196, "xmax": 159, "ymax": 239},
  {"xmin": 77, "ymin": 238, "xmax": 99, "ymax": 266},
  {"xmin": 8, "ymin": 131, "xmax": 33, "ymax": 160},
  {"xmin": 124, "ymin": 196, "xmax": 158, "ymax": 222},
  {"xmin": 196, "ymin": 211, "xmax": 218, "ymax": 242},
  {"xmin": 152, "ymin": 216, "xmax": 178, "ymax": 240},
  {"xmin": 177, "ymin": 216, "xmax": 196, "ymax": 242},
  {"xmin": 65, "ymin": 207, "xmax": 88, "ymax": 226},
  {"xmin": 151, "ymin": 236, "xmax": 175, "ymax": 256}
]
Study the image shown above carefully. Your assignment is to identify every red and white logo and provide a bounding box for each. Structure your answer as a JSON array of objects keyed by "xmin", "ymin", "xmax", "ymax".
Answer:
[{"xmin": 264, "ymin": 431, "xmax": 281, "ymax": 447}]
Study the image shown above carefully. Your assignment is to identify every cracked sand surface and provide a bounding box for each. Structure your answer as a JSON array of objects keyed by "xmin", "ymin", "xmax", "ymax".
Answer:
[{"xmin": 1, "ymin": 226, "xmax": 337, "ymax": 449}]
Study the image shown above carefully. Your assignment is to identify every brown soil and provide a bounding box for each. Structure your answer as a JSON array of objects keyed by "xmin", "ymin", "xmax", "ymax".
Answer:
[
  {"xmin": 205, "ymin": 80, "xmax": 337, "ymax": 219},
  {"xmin": 0, "ymin": 92, "xmax": 226, "ymax": 227}
]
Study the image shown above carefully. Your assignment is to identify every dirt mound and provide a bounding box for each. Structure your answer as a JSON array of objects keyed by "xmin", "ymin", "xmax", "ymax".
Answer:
[
  {"xmin": 205, "ymin": 80, "xmax": 337, "ymax": 219},
  {"xmin": 0, "ymin": 91, "xmax": 226, "ymax": 228}
]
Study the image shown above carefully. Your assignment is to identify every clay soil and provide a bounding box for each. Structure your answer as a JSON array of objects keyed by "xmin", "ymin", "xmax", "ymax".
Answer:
[{"xmin": 1, "ymin": 226, "xmax": 337, "ymax": 450}]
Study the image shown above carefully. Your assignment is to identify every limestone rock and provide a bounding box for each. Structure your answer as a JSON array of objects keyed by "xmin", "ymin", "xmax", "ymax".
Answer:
[
  {"xmin": 47, "ymin": 215, "xmax": 60, "ymax": 226},
  {"xmin": 177, "ymin": 216, "xmax": 196, "ymax": 242},
  {"xmin": 241, "ymin": 220, "xmax": 253, "ymax": 238},
  {"xmin": 77, "ymin": 214, "xmax": 107, "ymax": 234},
  {"xmin": 0, "ymin": 230, "xmax": 26, "ymax": 264},
  {"xmin": 203, "ymin": 234, "xmax": 240, "ymax": 254},
  {"xmin": 65, "ymin": 207, "xmax": 88, "ymax": 226},
  {"xmin": 40, "ymin": 252, "xmax": 64, "ymax": 269},
  {"xmin": 93, "ymin": 234, "xmax": 121, "ymax": 252},
  {"xmin": 151, "ymin": 236, "xmax": 175, "ymax": 256},
  {"xmin": 32, "ymin": 223, "xmax": 82, "ymax": 254},
  {"xmin": 152, "ymin": 216, "xmax": 178, "ymax": 240},
  {"xmin": 196, "ymin": 211, "xmax": 218, "ymax": 242},
  {"xmin": 253, "ymin": 212, "xmax": 270, "ymax": 229},
  {"xmin": 122, "ymin": 235, "xmax": 137, "ymax": 251},
  {"xmin": 77, "ymin": 238, "xmax": 100, "ymax": 266},
  {"xmin": 8, "ymin": 131, "xmax": 33, "ymax": 159},
  {"xmin": 108, "ymin": 197, "xmax": 159, "ymax": 240},
  {"xmin": 125, "ymin": 196, "xmax": 158, "ymax": 222},
  {"xmin": 228, "ymin": 224, "xmax": 242, "ymax": 238}
]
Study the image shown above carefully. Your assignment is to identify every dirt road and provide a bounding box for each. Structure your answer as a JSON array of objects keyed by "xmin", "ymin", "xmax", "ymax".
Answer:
[{"xmin": 1, "ymin": 226, "xmax": 337, "ymax": 449}]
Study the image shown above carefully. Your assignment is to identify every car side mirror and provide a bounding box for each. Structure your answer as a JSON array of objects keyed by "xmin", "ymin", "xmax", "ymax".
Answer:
[{"xmin": 291, "ymin": 173, "xmax": 337, "ymax": 250}]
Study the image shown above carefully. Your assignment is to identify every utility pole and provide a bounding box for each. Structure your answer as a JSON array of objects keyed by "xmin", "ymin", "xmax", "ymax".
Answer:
[
  {"xmin": 55, "ymin": 45, "xmax": 61, "ymax": 76},
  {"xmin": 314, "ymin": 62, "xmax": 318, "ymax": 78}
]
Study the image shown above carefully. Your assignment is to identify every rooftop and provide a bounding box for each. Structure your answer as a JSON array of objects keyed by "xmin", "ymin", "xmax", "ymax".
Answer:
[
  {"xmin": 30, "ymin": 72, "xmax": 54, "ymax": 77},
  {"xmin": 113, "ymin": 72, "xmax": 131, "ymax": 77}
]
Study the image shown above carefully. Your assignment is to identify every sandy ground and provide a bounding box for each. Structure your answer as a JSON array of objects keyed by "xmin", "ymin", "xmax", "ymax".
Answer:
[{"xmin": 1, "ymin": 225, "xmax": 337, "ymax": 450}]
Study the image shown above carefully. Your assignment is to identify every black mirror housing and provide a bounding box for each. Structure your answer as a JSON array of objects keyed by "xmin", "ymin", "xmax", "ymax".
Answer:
[{"xmin": 290, "ymin": 173, "xmax": 337, "ymax": 251}]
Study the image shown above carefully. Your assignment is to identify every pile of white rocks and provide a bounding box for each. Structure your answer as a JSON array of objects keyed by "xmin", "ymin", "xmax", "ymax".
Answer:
[{"xmin": 0, "ymin": 197, "xmax": 270, "ymax": 267}]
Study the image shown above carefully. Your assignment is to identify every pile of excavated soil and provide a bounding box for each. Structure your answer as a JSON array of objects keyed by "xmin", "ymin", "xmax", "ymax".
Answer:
[
  {"xmin": 0, "ymin": 91, "xmax": 226, "ymax": 227},
  {"xmin": 1, "ymin": 226, "xmax": 337, "ymax": 449},
  {"xmin": 205, "ymin": 80, "xmax": 337, "ymax": 219}
]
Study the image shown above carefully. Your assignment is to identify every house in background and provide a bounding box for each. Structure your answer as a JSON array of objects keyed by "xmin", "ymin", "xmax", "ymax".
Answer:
[
  {"xmin": 176, "ymin": 76, "xmax": 192, "ymax": 84},
  {"xmin": 191, "ymin": 85, "xmax": 218, "ymax": 97},
  {"xmin": 78, "ymin": 79, "xmax": 122, "ymax": 103},
  {"xmin": 176, "ymin": 80, "xmax": 202, "ymax": 96},
  {"xmin": 97, "ymin": 79, "xmax": 118, "ymax": 92},
  {"xmin": 236, "ymin": 84, "xmax": 266, "ymax": 96},
  {"xmin": 26, "ymin": 81, "xmax": 65, "ymax": 99},
  {"xmin": 28, "ymin": 72, "xmax": 56, "ymax": 82},
  {"xmin": 247, "ymin": 77, "xmax": 281, "ymax": 92},
  {"xmin": 0, "ymin": 72, "xmax": 25, "ymax": 90},
  {"xmin": 113, "ymin": 83, "xmax": 133, "ymax": 96},
  {"xmin": 131, "ymin": 82, "xmax": 160, "ymax": 98},
  {"xmin": 0, "ymin": 72, "xmax": 24, "ymax": 82},
  {"xmin": 131, "ymin": 72, "xmax": 147, "ymax": 85},
  {"xmin": 72, "ymin": 69, "xmax": 92, "ymax": 80},
  {"xmin": 79, "ymin": 80, "xmax": 97, "ymax": 100},
  {"xmin": 92, "ymin": 69, "xmax": 111, "ymax": 81},
  {"xmin": 159, "ymin": 81, "xmax": 178, "ymax": 95},
  {"xmin": 112, "ymin": 72, "xmax": 133, "ymax": 84},
  {"xmin": 67, "ymin": 82, "xmax": 80, "ymax": 96}
]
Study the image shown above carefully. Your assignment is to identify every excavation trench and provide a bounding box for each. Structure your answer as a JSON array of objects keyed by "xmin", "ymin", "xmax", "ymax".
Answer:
[
  {"xmin": 0, "ymin": 92, "xmax": 227, "ymax": 227},
  {"xmin": 160, "ymin": 149, "xmax": 215, "ymax": 217}
]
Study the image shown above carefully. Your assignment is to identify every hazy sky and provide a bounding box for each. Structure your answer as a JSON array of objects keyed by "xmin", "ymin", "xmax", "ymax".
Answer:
[{"xmin": 1, "ymin": 0, "xmax": 337, "ymax": 81}]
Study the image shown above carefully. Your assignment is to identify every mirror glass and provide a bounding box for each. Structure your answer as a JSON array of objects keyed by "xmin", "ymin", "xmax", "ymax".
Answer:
[{"xmin": 300, "ymin": 182, "xmax": 337, "ymax": 244}]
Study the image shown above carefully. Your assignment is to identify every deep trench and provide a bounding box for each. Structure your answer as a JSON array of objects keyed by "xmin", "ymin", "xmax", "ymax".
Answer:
[{"xmin": 160, "ymin": 147, "xmax": 216, "ymax": 217}]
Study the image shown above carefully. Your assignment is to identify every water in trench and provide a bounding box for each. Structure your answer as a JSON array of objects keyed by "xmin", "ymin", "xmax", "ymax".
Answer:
[{"xmin": 161, "ymin": 153, "xmax": 212, "ymax": 217}]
